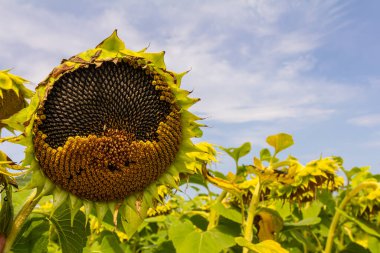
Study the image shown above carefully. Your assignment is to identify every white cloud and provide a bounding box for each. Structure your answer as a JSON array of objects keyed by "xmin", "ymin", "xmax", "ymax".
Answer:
[
  {"xmin": 131, "ymin": 0, "xmax": 355, "ymax": 123},
  {"xmin": 0, "ymin": 0, "xmax": 146, "ymax": 81},
  {"xmin": 0, "ymin": 0, "xmax": 357, "ymax": 124},
  {"xmin": 349, "ymin": 114, "xmax": 380, "ymax": 127}
]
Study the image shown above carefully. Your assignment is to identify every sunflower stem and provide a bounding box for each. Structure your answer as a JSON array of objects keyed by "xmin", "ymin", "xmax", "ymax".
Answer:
[
  {"xmin": 207, "ymin": 190, "xmax": 227, "ymax": 230},
  {"xmin": 3, "ymin": 189, "xmax": 41, "ymax": 253},
  {"xmin": 242, "ymin": 179, "xmax": 261, "ymax": 253},
  {"xmin": 324, "ymin": 181, "xmax": 379, "ymax": 253}
]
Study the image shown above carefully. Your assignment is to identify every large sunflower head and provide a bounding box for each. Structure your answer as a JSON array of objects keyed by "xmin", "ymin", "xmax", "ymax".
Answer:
[{"xmin": 10, "ymin": 31, "xmax": 211, "ymax": 230}]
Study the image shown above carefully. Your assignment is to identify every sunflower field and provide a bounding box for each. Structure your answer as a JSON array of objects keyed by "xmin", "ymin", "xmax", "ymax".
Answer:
[{"xmin": 1, "ymin": 31, "xmax": 379, "ymax": 253}]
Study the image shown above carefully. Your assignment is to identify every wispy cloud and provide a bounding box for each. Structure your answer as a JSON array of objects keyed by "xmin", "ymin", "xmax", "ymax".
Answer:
[
  {"xmin": 1, "ymin": 0, "xmax": 379, "ymax": 171},
  {"xmin": 122, "ymin": 0, "xmax": 356, "ymax": 123},
  {"xmin": 0, "ymin": 0, "xmax": 356, "ymax": 124},
  {"xmin": 348, "ymin": 114, "xmax": 380, "ymax": 127}
]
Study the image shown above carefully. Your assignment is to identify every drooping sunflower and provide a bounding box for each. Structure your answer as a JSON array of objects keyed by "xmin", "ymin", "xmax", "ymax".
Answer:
[
  {"xmin": 0, "ymin": 70, "xmax": 32, "ymax": 132},
  {"xmin": 7, "ymin": 31, "xmax": 212, "ymax": 231}
]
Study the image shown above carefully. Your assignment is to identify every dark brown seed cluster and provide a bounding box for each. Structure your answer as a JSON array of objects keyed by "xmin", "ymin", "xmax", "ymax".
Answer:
[{"xmin": 33, "ymin": 60, "xmax": 182, "ymax": 201}]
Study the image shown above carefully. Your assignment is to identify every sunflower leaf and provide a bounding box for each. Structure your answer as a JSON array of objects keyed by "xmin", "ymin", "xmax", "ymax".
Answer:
[
  {"xmin": 121, "ymin": 205, "xmax": 146, "ymax": 239},
  {"xmin": 210, "ymin": 202, "xmax": 242, "ymax": 224},
  {"xmin": 336, "ymin": 207, "xmax": 380, "ymax": 238},
  {"xmin": 260, "ymin": 148, "xmax": 272, "ymax": 162},
  {"xmin": 48, "ymin": 203, "xmax": 89, "ymax": 253},
  {"xmin": 219, "ymin": 142, "xmax": 251, "ymax": 165},
  {"xmin": 11, "ymin": 215, "xmax": 49, "ymax": 253},
  {"xmin": 168, "ymin": 219, "xmax": 235, "ymax": 253},
  {"xmin": 266, "ymin": 133, "xmax": 294, "ymax": 156},
  {"xmin": 284, "ymin": 217, "xmax": 321, "ymax": 227}
]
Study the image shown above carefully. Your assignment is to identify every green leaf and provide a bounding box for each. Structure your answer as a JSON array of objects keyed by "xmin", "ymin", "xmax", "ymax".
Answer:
[
  {"xmin": 189, "ymin": 214, "xmax": 209, "ymax": 231},
  {"xmin": 340, "ymin": 242, "xmax": 371, "ymax": 253},
  {"xmin": 284, "ymin": 217, "xmax": 321, "ymax": 227},
  {"xmin": 121, "ymin": 205, "xmax": 146, "ymax": 239},
  {"xmin": 48, "ymin": 203, "xmax": 89, "ymax": 253},
  {"xmin": 301, "ymin": 201, "xmax": 322, "ymax": 219},
  {"xmin": 100, "ymin": 234, "xmax": 125, "ymax": 253},
  {"xmin": 266, "ymin": 133, "xmax": 294, "ymax": 155},
  {"xmin": 180, "ymin": 173, "xmax": 209, "ymax": 189},
  {"xmin": 168, "ymin": 219, "xmax": 235, "ymax": 253},
  {"xmin": 273, "ymin": 201, "xmax": 292, "ymax": 219},
  {"xmin": 217, "ymin": 216, "xmax": 243, "ymax": 238},
  {"xmin": 260, "ymin": 148, "xmax": 272, "ymax": 162},
  {"xmin": 168, "ymin": 219, "xmax": 194, "ymax": 249},
  {"xmin": 368, "ymin": 235, "xmax": 380, "ymax": 253},
  {"xmin": 317, "ymin": 190, "xmax": 336, "ymax": 215},
  {"xmin": 211, "ymin": 202, "xmax": 242, "ymax": 224},
  {"xmin": 84, "ymin": 231, "xmax": 128, "ymax": 253},
  {"xmin": 336, "ymin": 208, "xmax": 380, "ymax": 238},
  {"xmin": 235, "ymin": 237, "xmax": 289, "ymax": 253},
  {"xmin": 289, "ymin": 230, "xmax": 316, "ymax": 252},
  {"xmin": 12, "ymin": 216, "xmax": 50, "ymax": 253},
  {"xmin": 219, "ymin": 142, "xmax": 251, "ymax": 164},
  {"xmin": 153, "ymin": 241, "xmax": 176, "ymax": 253},
  {"xmin": 0, "ymin": 185, "xmax": 13, "ymax": 236}
]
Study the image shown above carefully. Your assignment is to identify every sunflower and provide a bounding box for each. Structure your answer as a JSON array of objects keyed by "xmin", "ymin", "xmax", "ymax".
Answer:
[
  {"xmin": 0, "ymin": 70, "xmax": 32, "ymax": 132},
  {"xmin": 6, "ymin": 30, "xmax": 211, "ymax": 232}
]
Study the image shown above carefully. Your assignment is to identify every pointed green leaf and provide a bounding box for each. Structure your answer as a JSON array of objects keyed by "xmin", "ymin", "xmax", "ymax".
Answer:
[
  {"xmin": 260, "ymin": 148, "xmax": 272, "ymax": 162},
  {"xmin": 143, "ymin": 51, "xmax": 166, "ymax": 69},
  {"xmin": 121, "ymin": 205, "xmax": 145, "ymax": 239},
  {"xmin": 266, "ymin": 133, "xmax": 294, "ymax": 155},
  {"xmin": 69, "ymin": 194, "xmax": 83, "ymax": 226},
  {"xmin": 96, "ymin": 30, "xmax": 126, "ymax": 52},
  {"xmin": 51, "ymin": 187, "xmax": 69, "ymax": 215},
  {"xmin": 95, "ymin": 202, "xmax": 109, "ymax": 223}
]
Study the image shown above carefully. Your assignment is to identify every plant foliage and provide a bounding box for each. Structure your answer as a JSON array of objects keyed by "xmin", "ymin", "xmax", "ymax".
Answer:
[{"xmin": 1, "ymin": 44, "xmax": 380, "ymax": 253}]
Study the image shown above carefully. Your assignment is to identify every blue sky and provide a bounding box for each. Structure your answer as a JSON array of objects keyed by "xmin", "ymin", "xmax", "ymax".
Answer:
[{"xmin": 1, "ymin": 0, "xmax": 379, "ymax": 174}]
